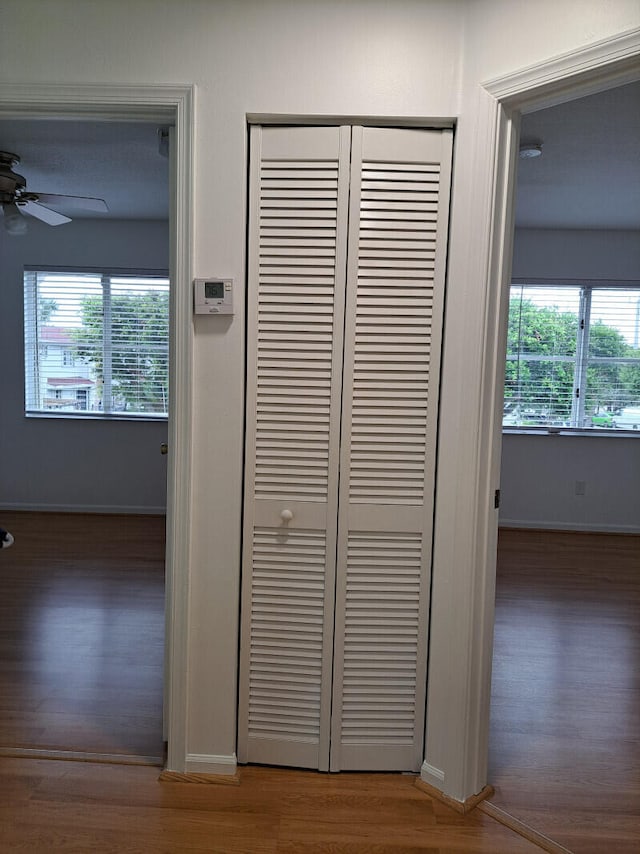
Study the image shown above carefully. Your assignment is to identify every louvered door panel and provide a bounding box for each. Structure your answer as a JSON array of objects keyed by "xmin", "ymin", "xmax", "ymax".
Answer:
[
  {"xmin": 245, "ymin": 526, "xmax": 327, "ymax": 766},
  {"xmin": 341, "ymin": 531, "xmax": 423, "ymax": 753},
  {"xmin": 331, "ymin": 127, "xmax": 453, "ymax": 771},
  {"xmin": 238, "ymin": 125, "xmax": 351, "ymax": 770}
]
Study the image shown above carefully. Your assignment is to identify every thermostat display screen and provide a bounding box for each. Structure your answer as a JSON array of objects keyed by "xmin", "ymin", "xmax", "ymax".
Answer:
[
  {"xmin": 205, "ymin": 281, "xmax": 224, "ymax": 299},
  {"xmin": 194, "ymin": 277, "xmax": 234, "ymax": 315}
]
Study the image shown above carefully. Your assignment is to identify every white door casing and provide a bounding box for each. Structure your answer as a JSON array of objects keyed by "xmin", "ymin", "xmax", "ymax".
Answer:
[
  {"xmin": 0, "ymin": 83, "xmax": 194, "ymax": 773},
  {"xmin": 421, "ymin": 27, "xmax": 640, "ymax": 802}
]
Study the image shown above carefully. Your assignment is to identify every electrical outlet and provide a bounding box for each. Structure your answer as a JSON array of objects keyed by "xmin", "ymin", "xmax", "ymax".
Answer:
[{"xmin": 575, "ymin": 480, "xmax": 586, "ymax": 496}]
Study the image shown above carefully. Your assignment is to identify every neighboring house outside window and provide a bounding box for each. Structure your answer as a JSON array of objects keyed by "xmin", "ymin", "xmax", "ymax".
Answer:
[
  {"xmin": 38, "ymin": 326, "xmax": 95, "ymax": 411},
  {"xmin": 24, "ymin": 268, "xmax": 170, "ymax": 419},
  {"xmin": 504, "ymin": 281, "xmax": 640, "ymax": 431}
]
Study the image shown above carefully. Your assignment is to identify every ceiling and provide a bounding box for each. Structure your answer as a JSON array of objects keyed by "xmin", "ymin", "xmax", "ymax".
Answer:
[
  {"xmin": 0, "ymin": 80, "xmax": 638, "ymax": 229},
  {"xmin": 516, "ymin": 79, "xmax": 640, "ymax": 230},
  {"xmin": 0, "ymin": 119, "xmax": 169, "ymax": 221}
]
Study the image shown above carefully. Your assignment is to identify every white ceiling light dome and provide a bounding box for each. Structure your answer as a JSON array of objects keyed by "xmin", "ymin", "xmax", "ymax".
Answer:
[
  {"xmin": 519, "ymin": 142, "xmax": 543, "ymax": 159},
  {"xmin": 2, "ymin": 201, "xmax": 27, "ymax": 235}
]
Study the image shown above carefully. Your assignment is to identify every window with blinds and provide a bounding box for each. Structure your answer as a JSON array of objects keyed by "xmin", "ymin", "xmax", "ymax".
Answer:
[
  {"xmin": 24, "ymin": 269, "xmax": 170, "ymax": 418},
  {"xmin": 505, "ymin": 283, "xmax": 640, "ymax": 430}
]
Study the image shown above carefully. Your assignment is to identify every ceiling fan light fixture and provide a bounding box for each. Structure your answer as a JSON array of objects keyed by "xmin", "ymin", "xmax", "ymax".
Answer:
[
  {"xmin": 0, "ymin": 149, "xmax": 107, "ymax": 229},
  {"xmin": 519, "ymin": 142, "xmax": 543, "ymax": 159},
  {"xmin": 2, "ymin": 201, "xmax": 27, "ymax": 235}
]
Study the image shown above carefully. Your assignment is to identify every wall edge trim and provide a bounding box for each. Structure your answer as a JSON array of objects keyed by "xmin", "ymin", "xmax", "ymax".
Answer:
[
  {"xmin": 183, "ymin": 753, "xmax": 238, "ymax": 776},
  {"xmin": 499, "ymin": 520, "xmax": 640, "ymax": 535},
  {"xmin": 0, "ymin": 503, "xmax": 166, "ymax": 515},
  {"xmin": 415, "ymin": 776, "xmax": 494, "ymax": 815},
  {"xmin": 478, "ymin": 801, "xmax": 574, "ymax": 854},
  {"xmin": 420, "ymin": 760, "xmax": 445, "ymax": 784}
]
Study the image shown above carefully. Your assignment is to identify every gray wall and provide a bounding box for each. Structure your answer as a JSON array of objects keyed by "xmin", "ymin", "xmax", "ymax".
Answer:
[
  {"xmin": 500, "ymin": 228, "xmax": 640, "ymax": 532},
  {"xmin": 0, "ymin": 218, "xmax": 170, "ymax": 513}
]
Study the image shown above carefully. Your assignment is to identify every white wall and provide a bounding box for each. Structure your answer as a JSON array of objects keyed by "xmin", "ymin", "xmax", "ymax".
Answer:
[
  {"xmin": 0, "ymin": 218, "xmax": 170, "ymax": 513},
  {"xmin": 500, "ymin": 228, "xmax": 640, "ymax": 532},
  {"xmin": 1, "ymin": 0, "xmax": 638, "ymax": 799}
]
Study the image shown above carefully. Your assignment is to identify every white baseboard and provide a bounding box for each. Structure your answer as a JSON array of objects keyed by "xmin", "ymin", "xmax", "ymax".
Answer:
[
  {"xmin": 184, "ymin": 753, "xmax": 238, "ymax": 776},
  {"xmin": 499, "ymin": 518, "xmax": 640, "ymax": 534},
  {"xmin": 420, "ymin": 760, "xmax": 445, "ymax": 786},
  {"xmin": 0, "ymin": 502, "xmax": 166, "ymax": 516}
]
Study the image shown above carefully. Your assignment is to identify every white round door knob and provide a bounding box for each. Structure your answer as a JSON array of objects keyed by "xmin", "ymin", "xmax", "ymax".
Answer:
[{"xmin": 280, "ymin": 509, "xmax": 294, "ymax": 523}]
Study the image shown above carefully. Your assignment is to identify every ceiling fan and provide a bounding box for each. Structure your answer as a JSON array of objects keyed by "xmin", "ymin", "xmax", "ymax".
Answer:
[{"xmin": 0, "ymin": 150, "xmax": 108, "ymax": 235}]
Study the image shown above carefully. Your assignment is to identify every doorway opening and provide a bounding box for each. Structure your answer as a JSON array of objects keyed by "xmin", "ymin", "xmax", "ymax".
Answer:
[
  {"xmin": 0, "ymin": 117, "xmax": 169, "ymax": 763},
  {"xmin": 0, "ymin": 85, "xmax": 194, "ymax": 770},
  {"xmin": 483, "ymin": 50, "xmax": 640, "ymax": 854}
]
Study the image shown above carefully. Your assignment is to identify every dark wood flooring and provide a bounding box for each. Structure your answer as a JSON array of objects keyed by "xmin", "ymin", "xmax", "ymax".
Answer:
[
  {"xmin": 489, "ymin": 528, "xmax": 640, "ymax": 854},
  {"xmin": 0, "ymin": 760, "xmax": 543, "ymax": 853},
  {"xmin": 2, "ymin": 514, "xmax": 639, "ymax": 851},
  {"xmin": 0, "ymin": 511, "xmax": 165, "ymax": 761}
]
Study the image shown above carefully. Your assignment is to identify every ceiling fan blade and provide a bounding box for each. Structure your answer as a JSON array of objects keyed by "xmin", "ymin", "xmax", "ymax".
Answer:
[
  {"xmin": 28, "ymin": 192, "xmax": 108, "ymax": 213},
  {"xmin": 18, "ymin": 200, "xmax": 72, "ymax": 226}
]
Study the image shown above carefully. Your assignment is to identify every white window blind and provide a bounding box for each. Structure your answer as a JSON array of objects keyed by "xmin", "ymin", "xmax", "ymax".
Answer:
[
  {"xmin": 505, "ymin": 283, "xmax": 640, "ymax": 430},
  {"xmin": 24, "ymin": 269, "xmax": 169, "ymax": 418}
]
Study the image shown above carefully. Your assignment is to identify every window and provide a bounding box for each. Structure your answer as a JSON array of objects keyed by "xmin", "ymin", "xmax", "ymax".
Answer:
[
  {"xmin": 505, "ymin": 282, "xmax": 640, "ymax": 431},
  {"xmin": 24, "ymin": 269, "xmax": 170, "ymax": 418}
]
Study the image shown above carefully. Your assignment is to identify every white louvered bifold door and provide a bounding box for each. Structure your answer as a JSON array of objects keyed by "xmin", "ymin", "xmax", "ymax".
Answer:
[
  {"xmin": 238, "ymin": 125, "xmax": 351, "ymax": 771},
  {"xmin": 330, "ymin": 127, "xmax": 453, "ymax": 771},
  {"xmin": 240, "ymin": 124, "xmax": 452, "ymax": 773}
]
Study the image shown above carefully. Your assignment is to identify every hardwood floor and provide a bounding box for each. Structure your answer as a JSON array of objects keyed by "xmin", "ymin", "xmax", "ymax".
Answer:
[
  {"xmin": 0, "ymin": 760, "xmax": 543, "ymax": 853},
  {"xmin": 489, "ymin": 528, "xmax": 640, "ymax": 854},
  {"xmin": 3, "ymin": 514, "xmax": 639, "ymax": 851},
  {"xmin": 0, "ymin": 511, "xmax": 165, "ymax": 760}
]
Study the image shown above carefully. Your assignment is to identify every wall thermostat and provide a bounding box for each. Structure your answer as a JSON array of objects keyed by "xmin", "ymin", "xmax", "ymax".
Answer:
[{"xmin": 194, "ymin": 278, "xmax": 234, "ymax": 315}]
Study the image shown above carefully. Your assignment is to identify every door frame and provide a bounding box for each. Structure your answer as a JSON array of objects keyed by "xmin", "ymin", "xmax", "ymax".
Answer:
[
  {"xmin": 0, "ymin": 82, "xmax": 195, "ymax": 770},
  {"xmin": 441, "ymin": 28, "xmax": 640, "ymax": 801}
]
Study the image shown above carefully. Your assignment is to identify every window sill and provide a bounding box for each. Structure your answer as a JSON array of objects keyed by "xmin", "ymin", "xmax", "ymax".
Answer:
[
  {"xmin": 25, "ymin": 411, "xmax": 168, "ymax": 424},
  {"xmin": 503, "ymin": 426, "xmax": 639, "ymax": 438}
]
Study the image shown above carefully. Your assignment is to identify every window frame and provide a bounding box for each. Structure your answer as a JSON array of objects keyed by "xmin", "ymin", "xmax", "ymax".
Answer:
[
  {"xmin": 24, "ymin": 265, "xmax": 170, "ymax": 422},
  {"xmin": 504, "ymin": 277, "xmax": 640, "ymax": 436}
]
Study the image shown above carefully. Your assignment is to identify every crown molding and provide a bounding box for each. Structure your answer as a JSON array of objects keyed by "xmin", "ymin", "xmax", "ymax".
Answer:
[{"xmin": 484, "ymin": 26, "xmax": 640, "ymax": 108}]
